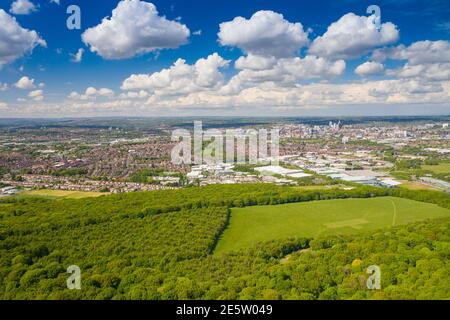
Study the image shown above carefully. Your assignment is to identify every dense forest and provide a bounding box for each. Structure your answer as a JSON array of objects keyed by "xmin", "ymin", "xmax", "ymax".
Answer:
[{"xmin": 0, "ymin": 184, "xmax": 449, "ymax": 299}]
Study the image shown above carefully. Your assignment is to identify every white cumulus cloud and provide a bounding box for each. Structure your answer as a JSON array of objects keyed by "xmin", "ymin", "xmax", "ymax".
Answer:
[
  {"xmin": 69, "ymin": 87, "xmax": 115, "ymax": 100},
  {"xmin": 235, "ymin": 55, "xmax": 277, "ymax": 71},
  {"xmin": 309, "ymin": 13, "xmax": 399, "ymax": 59},
  {"xmin": 355, "ymin": 61, "xmax": 385, "ymax": 77},
  {"xmin": 15, "ymin": 76, "xmax": 36, "ymax": 89},
  {"xmin": 28, "ymin": 89, "xmax": 44, "ymax": 101},
  {"xmin": 121, "ymin": 53, "xmax": 229, "ymax": 96},
  {"xmin": 0, "ymin": 9, "xmax": 46, "ymax": 67},
  {"xmin": 225, "ymin": 55, "xmax": 345, "ymax": 93},
  {"xmin": 119, "ymin": 90, "xmax": 149, "ymax": 99},
  {"xmin": 374, "ymin": 41, "xmax": 450, "ymax": 81},
  {"xmin": 387, "ymin": 63, "xmax": 450, "ymax": 81},
  {"xmin": 82, "ymin": 0, "xmax": 190, "ymax": 60},
  {"xmin": 218, "ymin": 10, "xmax": 309, "ymax": 58},
  {"xmin": 373, "ymin": 40, "xmax": 450, "ymax": 65},
  {"xmin": 10, "ymin": 0, "xmax": 37, "ymax": 15}
]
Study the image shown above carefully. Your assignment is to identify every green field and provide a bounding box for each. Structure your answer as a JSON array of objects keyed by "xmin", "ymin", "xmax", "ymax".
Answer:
[
  {"xmin": 422, "ymin": 163, "xmax": 450, "ymax": 174},
  {"xmin": 399, "ymin": 181, "xmax": 438, "ymax": 191},
  {"xmin": 215, "ymin": 197, "xmax": 450, "ymax": 254},
  {"xmin": 19, "ymin": 189, "xmax": 107, "ymax": 199}
]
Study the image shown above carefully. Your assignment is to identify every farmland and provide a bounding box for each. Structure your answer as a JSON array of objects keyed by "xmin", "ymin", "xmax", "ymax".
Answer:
[
  {"xmin": 422, "ymin": 163, "xmax": 450, "ymax": 174},
  {"xmin": 18, "ymin": 189, "xmax": 107, "ymax": 199},
  {"xmin": 215, "ymin": 197, "xmax": 450, "ymax": 254},
  {"xmin": 399, "ymin": 181, "xmax": 438, "ymax": 191}
]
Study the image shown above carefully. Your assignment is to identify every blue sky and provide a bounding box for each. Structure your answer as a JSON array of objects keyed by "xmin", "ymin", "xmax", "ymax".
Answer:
[{"xmin": 0, "ymin": 0, "xmax": 449, "ymax": 117}]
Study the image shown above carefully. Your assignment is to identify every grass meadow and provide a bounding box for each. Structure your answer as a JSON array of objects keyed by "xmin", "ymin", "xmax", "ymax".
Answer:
[
  {"xmin": 18, "ymin": 189, "xmax": 107, "ymax": 199},
  {"xmin": 215, "ymin": 197, "xmax": 450, "ymax": 254}
]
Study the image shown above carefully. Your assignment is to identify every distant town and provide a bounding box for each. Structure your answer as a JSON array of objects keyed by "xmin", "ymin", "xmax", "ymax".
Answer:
[{"xmin": 0, "ymin": 117, "xmax": 449, "ymax": 197}]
